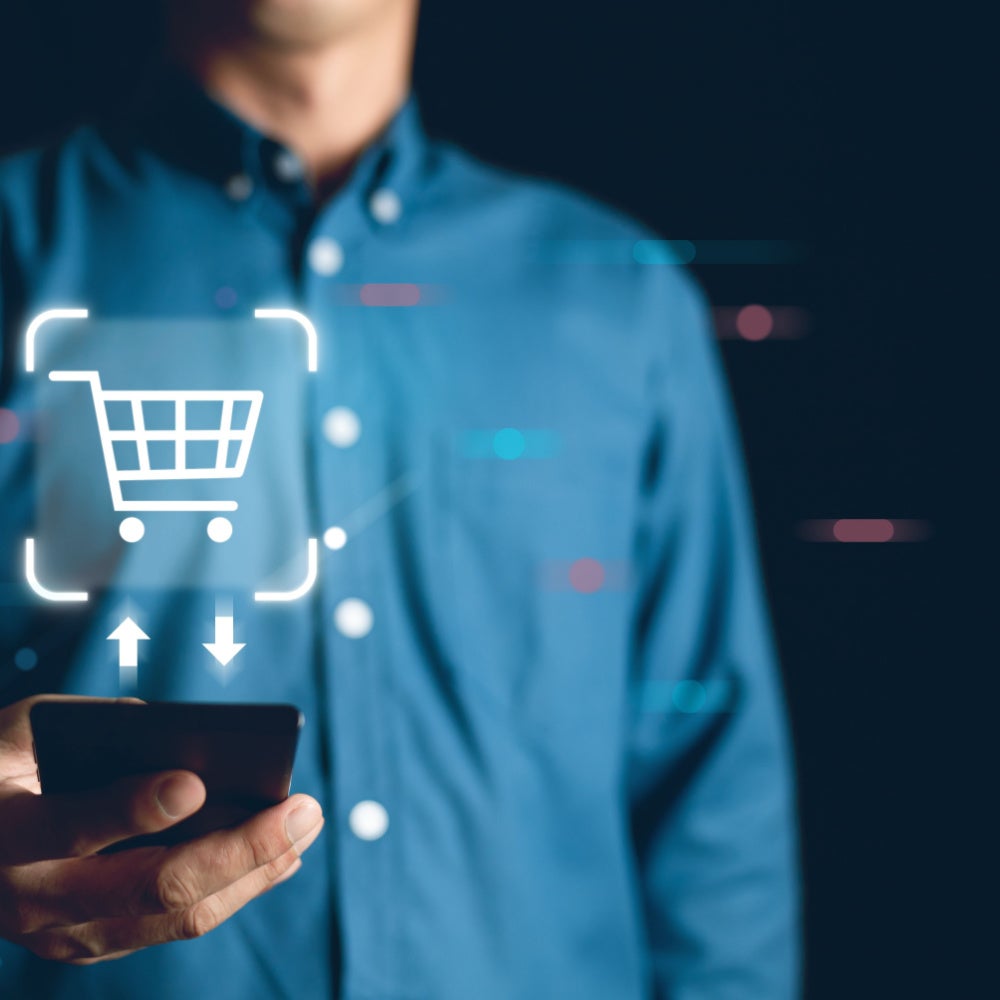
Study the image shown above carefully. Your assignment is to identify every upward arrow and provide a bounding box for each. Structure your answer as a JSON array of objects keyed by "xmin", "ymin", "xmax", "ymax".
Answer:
[
  {"xmin": 108, "ymin": 616, "xmax": 149, "ymax": 690},
  {"xmin": 203, "ymin": 615, "xmax": 246, "ymax": 676},
  {"xmin": 107, "ymin": 617, "xmax": 149, "ymax": 668}
]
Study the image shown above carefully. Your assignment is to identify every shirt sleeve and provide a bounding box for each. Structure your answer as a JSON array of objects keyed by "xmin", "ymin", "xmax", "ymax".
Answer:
[{"xmin": 626, "ymin": 272, "xmax": 801, "ymax": 998}]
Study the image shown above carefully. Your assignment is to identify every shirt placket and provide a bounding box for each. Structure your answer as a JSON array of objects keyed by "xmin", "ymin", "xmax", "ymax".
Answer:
[{"xmin": 297, "ymin": 182, "xmax": 398, "ymax": 999}]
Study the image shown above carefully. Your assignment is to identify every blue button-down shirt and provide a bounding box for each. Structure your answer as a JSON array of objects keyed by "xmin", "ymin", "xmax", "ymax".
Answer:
[{"xmin": 0, "ymin": 74, "xmax": 799, "ymax": 999}]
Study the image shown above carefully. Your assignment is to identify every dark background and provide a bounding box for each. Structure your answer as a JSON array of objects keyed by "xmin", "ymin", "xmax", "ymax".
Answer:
[{"xmin": 0, "ymin": 2, "xmax": 969, "ymax": 997}]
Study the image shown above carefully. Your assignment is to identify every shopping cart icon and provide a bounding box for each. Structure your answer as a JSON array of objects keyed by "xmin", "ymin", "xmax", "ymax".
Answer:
[{"xmin": 49, "ymin": 370, "xmax": 263, "ymax": 543}]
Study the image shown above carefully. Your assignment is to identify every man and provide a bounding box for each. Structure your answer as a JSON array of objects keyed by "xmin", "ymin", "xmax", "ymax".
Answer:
[{"xmin": 0, "ymin": 1, "xmax": 799, "ymax": 996}]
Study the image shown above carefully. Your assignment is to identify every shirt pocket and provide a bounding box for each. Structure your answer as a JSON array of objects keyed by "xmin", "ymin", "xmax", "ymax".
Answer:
[{"xmin": 443, "ymin": 453, "xmax": 636, "ymax": 733}]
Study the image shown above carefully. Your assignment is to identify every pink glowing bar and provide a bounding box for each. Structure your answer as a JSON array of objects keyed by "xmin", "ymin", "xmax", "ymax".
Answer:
[{"xmin": 797, "ymin": 518, "xmax": 931, "ymax": 542}]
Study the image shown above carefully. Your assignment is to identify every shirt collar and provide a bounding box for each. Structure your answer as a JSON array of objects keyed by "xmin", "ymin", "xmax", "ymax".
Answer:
[{"xmin": 118, "ymin": 65, "xmax": 427, "ymax": 214}]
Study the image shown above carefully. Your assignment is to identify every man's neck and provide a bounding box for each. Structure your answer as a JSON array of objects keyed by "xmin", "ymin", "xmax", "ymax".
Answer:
[{"xmin": 169, "ymin": 6, "xmax": 416, "ymax": 198}]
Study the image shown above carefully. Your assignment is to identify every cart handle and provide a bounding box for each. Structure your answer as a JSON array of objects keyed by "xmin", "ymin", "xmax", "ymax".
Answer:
[{"xmin": 49, "ymin": 370, "xmax": 102, "ymax": 387}]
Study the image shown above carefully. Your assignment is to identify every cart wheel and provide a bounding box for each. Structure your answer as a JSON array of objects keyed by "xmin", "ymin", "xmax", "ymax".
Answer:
[
  {"xmin": 207, "ymin": 517, "xmax": 233, "ymax": 543},
  {"xmin": 119, "ymin": 517, "xmax": 145, "ymax": 543}
]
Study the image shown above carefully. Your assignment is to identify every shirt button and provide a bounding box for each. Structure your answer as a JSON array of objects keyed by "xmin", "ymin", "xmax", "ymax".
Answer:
[
  {"xmin": 323, "ymin": 525, "xmax": 348, "ymax": 550},
  {"xmin": 334, "ymin": 598, "xmax": 373, "ymax": 638},
  {"xmin": 369, "ymin": 187, "xmax": 402, "ymax": 225},
  {"xmin": 224, "ymin": 173, "xmax": 253, "ymax": 201},
  {"xmin": 322, "ymin": 406, "xmax": 361, "ymax": 448},
  {"xmin": 349, "ymin": 800, "xmax": 389, "ymax": 841},
  {"xmin": 308, "ymin": 236, "xmax": 344, "ymax": 276},
  {"xmin": 273, "ymin": 149, "xmax": 304, "ymax": 182}
]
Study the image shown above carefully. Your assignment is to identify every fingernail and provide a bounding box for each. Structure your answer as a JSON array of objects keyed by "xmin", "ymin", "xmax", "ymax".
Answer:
[
  {"xmin": 155, "ymin": 775, "xmax": 203, "ymax": 819},
  {"xmin": 285, "ymin": 800, "xmax": 322, "ymax": 843}
]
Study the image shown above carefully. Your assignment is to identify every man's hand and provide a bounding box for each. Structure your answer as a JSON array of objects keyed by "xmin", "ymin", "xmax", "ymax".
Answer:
[{"xmin": 0, "ymin": 695, "xmax": 324, "ymax": 964}]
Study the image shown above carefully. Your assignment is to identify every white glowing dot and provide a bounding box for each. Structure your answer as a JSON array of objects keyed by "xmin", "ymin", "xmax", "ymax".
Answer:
[
  {"xmin": 308, "ymin": 237, "xmax": 344, "ymax": 276},
  {"xmin": 207, "ymin": 517, "xmax": 233, "ymax": 543},
  {"xmin": 119, "ymin": 517, "xmax": 145, "ymax": 543},
  {"xmin": 369, "ymin": 188, "xmax": 402, "ymax": 225},
  {"xmin": 323, "ymin": 526, "xmax": 348, "ymax": 550},
  {"xmin": 224, "ymin": 173, "xmax": 253, "ymax": 201},
  {"xmin": 334, "ymin": 598, "xmax": 373, "ymax": 638},
  {"xmin": 273, "ymin": 150, "xmax": 304, "ymax": 182},
  {"xmin": 323, "ymin": 406, "xmax": 361, "ymax": 448},
  {"xmin": 348, "ymin": 800, "xmax": 389, "ymax": 841}
]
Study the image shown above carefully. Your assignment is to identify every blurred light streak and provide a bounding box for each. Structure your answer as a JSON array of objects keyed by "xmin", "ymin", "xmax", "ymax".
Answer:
[
  {"xmin": 458, "ymin": 429, "xmax": 561, "ymax": 459},
  {"xmin": 633, "ymin": 240, "xmax": 697, "ymax": 265},
  {"xmin": 692, "ymin": 240, "xmax": 805, "ymax": 264},
  {"xmin": 539, "ymin": 559, "xmax": 629, "ymax": 591},
  {"xmin": 796, "ymin": 518, "xmax": 932, "ymax": 542},
  {"xmin": 713, "ymin": 305, "xmax": 810, "ymax": 339},
  {"xmin": 540, "ymin": 239, "xmax": 805, "ymax": 265},
  {"xmin": 338, "ymin": 473, "xmax": 419, "ymax": 538},
  {"xmin": 635, "ymin": 677, "xmax": 738, "ymax": 714},
  {"xmin": 331, "ymin": 284, "xmax": 448, "ymax": 306},
  {"xmin": 359, "ymin": 283, "xmax": 421, "ymax": 307}
]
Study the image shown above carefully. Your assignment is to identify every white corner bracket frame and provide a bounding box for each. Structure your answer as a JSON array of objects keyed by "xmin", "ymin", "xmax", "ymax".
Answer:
[
  {"xmin": 24, "ymin": 312, "xmax": 92, "ymax": 602},
  {"xmin": 254, "ymin": 538, "xmax": 318, "ymax": 602},
  {"xmin": 254, "ymin": 309, "xmax": 318, "ymax": 372},
  {"xmin": 252, "ymin": 308, "xmax": 319, "ymax": 601},
  {"xmin": 23, "ymin": 308, "xmax": 317, "ymax": 603},
  {"xmin": 25, "ymin": 538, "xmax": 89, "ymax": 602},
  {"xmin": 25, "ymin": 308, "xmax": 89, "ymax": 373}
]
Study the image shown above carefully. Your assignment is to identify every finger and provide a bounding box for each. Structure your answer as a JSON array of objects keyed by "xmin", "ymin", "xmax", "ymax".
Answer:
[
  {"xmin": 23, "ymin": 833, "xmax": 315, "ymax": 961},
  {"xmin": 20, "ymin": 810, "xmax": 323, "ymax": 929},
  {"xmin": 0, "ymin": 770, "xmax": 205, "ymax": 865},
  {"xmin": 116, "ymin": 795, "xmax": 323, "ymax": 918}
]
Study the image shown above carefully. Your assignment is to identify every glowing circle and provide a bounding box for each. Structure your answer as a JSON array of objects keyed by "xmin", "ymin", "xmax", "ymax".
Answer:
[
  {"xmin": 14, "ymin": 647, "xmax": 38, "ymax": 672},
  {"xmin": 324, "ymin": 526, "xmax": 348, "ymax": 550},
  {"xmin": 334, "ymin": 598, "xmax": 374, "ymax": 639},
  {"xmin": 672, "ymin": 680, "xmax": 707, "ymax": 713},
  {"xmin": 569, "ymin": 558, "xmax": 606, "ymax": 593},
  {"xmin": 0, "ymin": 408, "xmax": 19, "ymax": 444},
  {"xmin": 207, "ymin": 517, "xmax": 233, "ymax": 543},
  {"xmin": 323, "ymin": 407, "xmax": 362, "ymax": 448},
  {"xmin": 348, "ymin": 800, "xmax": 389, "ymax": 841},
  {"xmin": 493, "ymin": 427, "xmax": 525, "ymax": 460},
  {"xmin": 736, "ymin": 304, "xmax": 774, "ymax": 341},
  {"xmin": 119, "ymin": 517, "xmax": 145, "ymax": 543}
]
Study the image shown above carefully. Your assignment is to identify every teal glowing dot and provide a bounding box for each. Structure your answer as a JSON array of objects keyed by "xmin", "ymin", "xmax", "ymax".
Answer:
[
  {"xmin": 672, "ymin": 680, "xmax": 707, "ymax": 713},
  {"xmin": 14, "ymin": 647, "xmax": 38, "ymax": 672},
  {"xmin": 493, "ymin": 428, "xmax": 525, "ymax": 460}
]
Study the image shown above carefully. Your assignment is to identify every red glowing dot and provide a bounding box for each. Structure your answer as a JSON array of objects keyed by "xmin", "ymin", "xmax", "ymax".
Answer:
[
  {"xmin": 569, "ymin": 558, "xmax": 605, "ymax": 593},
  {"xmin": 833, "ymin": 518, "xmax": 895, "ymax": 543},
  {"xmin": 736, "ymin": 304, "xmax": 774, "ymax": 341},
  {"xmin": 0, "ymin": 407, "xmax": 20, "ymax": 444}
]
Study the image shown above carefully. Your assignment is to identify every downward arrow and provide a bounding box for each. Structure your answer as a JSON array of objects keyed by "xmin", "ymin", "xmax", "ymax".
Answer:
[
  {"xmin": 203, "ymin": 615, "xmax": 246, "ymax": 679},
  {"xmin": 108, "ymin": 616, "xmax": 149, "ymax": 689}
]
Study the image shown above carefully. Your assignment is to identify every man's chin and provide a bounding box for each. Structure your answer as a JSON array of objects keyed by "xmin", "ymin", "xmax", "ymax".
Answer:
[{"xmin": 244, "ymin": 0, "xmax": 404, "ymax": 48}]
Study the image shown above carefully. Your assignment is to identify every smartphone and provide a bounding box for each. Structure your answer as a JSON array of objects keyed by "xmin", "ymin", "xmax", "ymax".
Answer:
[{"xmin": 30, "ymin": 700, "xmax": 303, "ymax": 850}]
